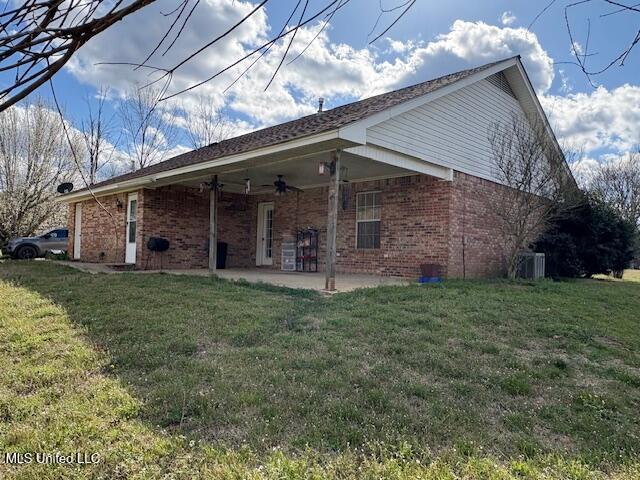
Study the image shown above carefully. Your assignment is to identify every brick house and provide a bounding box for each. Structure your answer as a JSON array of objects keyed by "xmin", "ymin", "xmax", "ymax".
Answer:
[{"xmin": 61, "ymin": 56, "xmax": 569, "ymax": 289}]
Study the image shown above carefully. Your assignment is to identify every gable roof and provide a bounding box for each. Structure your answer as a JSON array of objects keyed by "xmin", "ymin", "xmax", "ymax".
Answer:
[{"xmin": 78, "ymin": 57, "xmax": 515, "ymax": 193}]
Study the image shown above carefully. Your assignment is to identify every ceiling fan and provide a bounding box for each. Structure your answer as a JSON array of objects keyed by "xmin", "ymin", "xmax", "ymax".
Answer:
[{"xmin": 262, "ymin": 175, "xmax": 302, "ymax": 195}]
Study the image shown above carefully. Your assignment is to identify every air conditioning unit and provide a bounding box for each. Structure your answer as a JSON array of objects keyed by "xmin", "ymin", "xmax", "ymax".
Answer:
[{"xmin": 517, "ymin": 252, "xmax": 545, "ymax": 279}]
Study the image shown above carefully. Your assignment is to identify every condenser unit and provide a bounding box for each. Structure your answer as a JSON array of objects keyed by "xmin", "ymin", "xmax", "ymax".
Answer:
[{"xmin": 517, "ymin": 253, "xmax": 545, "ymax": 279}]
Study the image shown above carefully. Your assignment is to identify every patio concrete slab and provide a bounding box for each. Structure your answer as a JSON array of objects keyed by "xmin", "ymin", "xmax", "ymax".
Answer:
[
  {"xmin": 212, "ymin": 269, "xmax": 409, "ymax": 292},
  {"xmin": 53, "ymin": 261, "xmax": 410, "ymax": 292}
]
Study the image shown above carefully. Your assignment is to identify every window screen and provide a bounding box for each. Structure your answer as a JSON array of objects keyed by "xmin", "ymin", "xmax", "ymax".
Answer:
[{"xmin": 356, "ymin": 191, "xmax": 381, "ymax": 249}]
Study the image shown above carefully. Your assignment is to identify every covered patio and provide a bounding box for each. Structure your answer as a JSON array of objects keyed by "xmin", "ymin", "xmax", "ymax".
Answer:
[
  {"xmin": 52, "ymin": 261, "xmax": 410, "ymax": 292},
  {"xmin": 140, "ymin": 143, "xmax": 452, "ymax": 291},
  {"xmin": 63, "ymin": 134, "xmax": 452, "ymax": 291},
  {"xmin": 213, "ymin": 268, "xmax": 409, "ymax": 292}
]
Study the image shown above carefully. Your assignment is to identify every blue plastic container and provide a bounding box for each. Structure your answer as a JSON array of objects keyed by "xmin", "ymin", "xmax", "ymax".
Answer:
[{"xmin": 418, "ymin": 276, "xmax": 442, "ymax": 284}]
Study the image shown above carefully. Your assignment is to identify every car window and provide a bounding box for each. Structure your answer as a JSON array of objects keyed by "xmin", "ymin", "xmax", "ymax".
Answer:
[
  {"xmin": 56, "ymin": 229, "xmax": 68, "ymax": 238},
  {"xmin": 47, "ymin": 231, "xmax": 58, "ymax": 238}
]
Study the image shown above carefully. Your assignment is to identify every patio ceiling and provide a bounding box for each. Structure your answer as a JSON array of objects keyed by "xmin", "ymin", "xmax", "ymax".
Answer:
[
  {"xmin": 61, "ymin": 132, "xmax": 452, "ymax": 202},
  {"xmin": 171, "ymin": 149, "xmax": 424, "ymax": 194}
]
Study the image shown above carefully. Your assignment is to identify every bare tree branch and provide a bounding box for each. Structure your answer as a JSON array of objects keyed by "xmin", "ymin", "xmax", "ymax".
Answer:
[
  {"xmin": 0, "ymin": 0, "xmax": 157, "ymax": 112},
  {"xmin": 0, "ymin": 96, "xmax": 79, "ymax": 244},
  {"xmin": 80, "ymin": 87, "xmax": 119, "ymax": 184},
  {"xmin": 183, "ymin": 94, "xmax": 233, "ymax": 149},
  {"xmin": 590, "ymin": 148, "xmax": 640, "ymax": 227},
  {"xmin": 488, "ymin": 113, "xmax": 580, "ymax": 278},
  {"xmin": 119, "ymin": 86, "xmax": 178, "ymax": 170},
  {"xmin": 531, "ymin": 0, "xmax": 639, "ymax": 84},
  {"xmin": 0, "ymin": 1, "xmax": 416, "ymax": 111}
]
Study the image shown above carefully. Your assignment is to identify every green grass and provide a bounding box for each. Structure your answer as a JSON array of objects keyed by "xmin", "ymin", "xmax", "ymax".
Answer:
[{"xmin": 1, "ymin": 261, "xmax": 640, "ymax": 478}]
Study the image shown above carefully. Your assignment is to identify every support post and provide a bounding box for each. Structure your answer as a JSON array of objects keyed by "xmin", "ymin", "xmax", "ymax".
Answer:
[
  {"xmin": 325, "ymin": 150, "xmax": 341, "ymax": 291},
  {"xmin": 208, "ymin": 175, "xmax": 218, "ymax": 272}
]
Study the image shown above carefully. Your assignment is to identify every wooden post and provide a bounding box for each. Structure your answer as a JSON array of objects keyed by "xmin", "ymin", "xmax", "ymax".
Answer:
[
  {"xmin": 325, "ymin": 150, "xmax": 341, "ymax": 291},
  {"xmin": 208, "ymin": 175, "xmax": 218, "ymax": 272}
]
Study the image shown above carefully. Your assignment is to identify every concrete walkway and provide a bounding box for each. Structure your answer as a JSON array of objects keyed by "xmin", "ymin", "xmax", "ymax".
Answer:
[{"xmin": 53, "ymin": 261, "xmax": 409, "ymax": 292}]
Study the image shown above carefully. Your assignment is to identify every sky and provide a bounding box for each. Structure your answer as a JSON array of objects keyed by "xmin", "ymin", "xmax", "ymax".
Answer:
[{"xmin": 4, "ymin": 0, "xmax": 639, "ymax": 182}]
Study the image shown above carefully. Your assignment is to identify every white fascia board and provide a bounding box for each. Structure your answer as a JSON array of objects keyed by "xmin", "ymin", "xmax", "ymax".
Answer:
[
  {"xmin": 60, "ymin": 130, "xmax": 353, "ymax": 203},
  {"xmin": 339, "ymin": 57, "xmax": 519, "ymax": 137},
  {"xmin": 512, "ymin": 59, "xmax": 576, "ymax": 186},
  {"xmin": 153, "ymin": 130, "xmax": 347, "ymax": 181},
  {"xmin": 54, "ymin": 178, "xmax": 154, "ymax": 203},
  {"xmin": 346, "ymin": 145, "xmax": 454, "ymax": 181}
]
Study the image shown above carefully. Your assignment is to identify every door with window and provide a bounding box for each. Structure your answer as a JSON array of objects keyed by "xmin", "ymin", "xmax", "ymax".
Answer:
[
  {"xmin": 73, "ymin": 204, "xmax": 82, "ymax": 259},
  {"xmin": 125, "ymin": 193, "xmax": 138, "ymax": 264},
  {"xmin": 256, "ymin": 202, "xmax": 274, "ymax": 266}
]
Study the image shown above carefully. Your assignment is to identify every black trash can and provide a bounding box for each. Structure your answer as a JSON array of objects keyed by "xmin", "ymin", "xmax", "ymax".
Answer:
[{"xmin": 216, "ymin": 241, "xmax": 228, "ymax": 269}]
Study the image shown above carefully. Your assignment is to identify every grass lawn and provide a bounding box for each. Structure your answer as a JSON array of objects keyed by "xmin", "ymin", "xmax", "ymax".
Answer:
[{"xmin": 1, "ymin": 261, "xmax": 639, "ymax": 479}]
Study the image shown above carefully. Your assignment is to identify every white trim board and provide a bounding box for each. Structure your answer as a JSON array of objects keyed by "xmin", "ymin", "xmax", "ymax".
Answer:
[
  {"xmin": 60, "ymin": 131, "xmax": 356, "ymax": 202},
  {"xmin": 337, "ymin": 57, "xmax": 520, "ymax": 144},
  {"xmin": 345, "ymin": 145, "xmax": 453, "ymax": 181}
]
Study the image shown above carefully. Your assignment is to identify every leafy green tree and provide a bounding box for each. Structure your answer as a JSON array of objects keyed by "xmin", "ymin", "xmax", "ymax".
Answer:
[{"xmin": 536, "ymin": 193, "xmax": 636, "ymax": 278}]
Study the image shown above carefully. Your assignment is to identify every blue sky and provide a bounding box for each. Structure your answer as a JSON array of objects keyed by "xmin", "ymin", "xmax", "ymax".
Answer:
[{"xmin": 5, "ymin": 0, "xmax": 639, "ymax": 180}]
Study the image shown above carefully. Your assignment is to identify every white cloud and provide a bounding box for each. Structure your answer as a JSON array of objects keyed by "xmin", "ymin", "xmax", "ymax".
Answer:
[
  {"xmin": 558, "ymin": 69, "xmax": 573, "ymax": 94},
  {"xmin": 571, "ymin": 41, "xmax": 584, "ymax": 56},
  {"xmin": 376, "ymin": 20, "xmax": 554, "ymax": 94},
  {"xmin": 541, "ymin": 85, "xmax": 640, "ymax": 154},
  {"xmin": 501, "ymin": 11, "xmax": 517, "ymax": 26},
  {"xmin": 569, "ymin": 157, "xmax": 600, "ymax": 187},
  {"xmin": 386, "ymin": 38, "xmax": 420, "ymax": 54},
  {"xmin": 569, "ymin": 152, "xmax": 638, "ymax": 188},
  {"xmin": 63, "ymin": 1, "xmax": 639, "ymax": 174},
  {"xmin": 67, "ymin": 3, "xmax": 556, "ymax": 127},
  {"xmin": 68, "ymin": 0, "xmax": 269, "ymax": 115}
]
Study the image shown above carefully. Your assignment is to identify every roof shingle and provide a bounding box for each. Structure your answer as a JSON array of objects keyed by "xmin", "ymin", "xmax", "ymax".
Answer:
[{"xmin": 82, "ymin": 58, "xmax": 513, "ymax": 191}]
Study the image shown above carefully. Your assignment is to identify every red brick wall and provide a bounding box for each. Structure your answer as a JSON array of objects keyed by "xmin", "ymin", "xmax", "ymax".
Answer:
[
  {"xmin": 338, "ymin": 175, "xmax": 451, "ymax": 276},
  {"xmin": 66, "ymin": 171, "xmax": 509, "ymax": 278},
  {"xmin": 448, "ymin": 172, "xmax": 507, "ymax": 278},
  {"xmin": 138, "ymin": 186, "xmax": 253, "ymax": 270},
  {"xmin": 240, "ymin": 175, "xmax": 451, "ymax": 277},
  {"xmin": 67, "ymin": 193, "xmax": 128, "ymax": 263}
]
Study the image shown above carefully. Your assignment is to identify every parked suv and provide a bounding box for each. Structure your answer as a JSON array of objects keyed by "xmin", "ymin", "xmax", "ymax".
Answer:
[{"xmin": 4, "ymin": 228, "xmax": 69, "ymax": 259}]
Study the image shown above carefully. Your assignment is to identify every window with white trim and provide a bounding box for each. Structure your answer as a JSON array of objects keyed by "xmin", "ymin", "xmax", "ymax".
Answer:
[{"xmin": 356, "ymin": 191, "xmax": 381, "ymax": 249}]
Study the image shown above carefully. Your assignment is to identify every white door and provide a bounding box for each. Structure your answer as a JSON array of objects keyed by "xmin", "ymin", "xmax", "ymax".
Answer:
[
  {"xmin": 125, "ymin": 193, "xmax": 138, "ymax": 264},
  {"xmin": 73, "ymin": 203, "xmax": 82, "ymax": 259},
  {"xmin": 256, "ymin": 202, "xmax": 274, "ymax": 266}
]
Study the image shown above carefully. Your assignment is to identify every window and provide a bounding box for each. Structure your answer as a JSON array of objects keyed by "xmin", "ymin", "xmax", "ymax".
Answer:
[
  {"xmin": 55, "ymin": 229, "xmax": 68, "ymax": 238},
  {"xmin": 356, "ymin": 191, "xmax": 381, "ymax": 249},
  {"xmin": 265, "ymin": 206, "xmax": 273, "ymax": 259},
  {"xmin": 128, "ymin": 199, "xmax": 137, "ymax": 243}
]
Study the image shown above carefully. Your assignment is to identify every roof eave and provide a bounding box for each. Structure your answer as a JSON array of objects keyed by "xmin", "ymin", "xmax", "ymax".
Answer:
[
  {"xmin": 511, "ymin": 57, "xmax": 578, "ymax": 189},
  {"xmin": 59, "ymin": 129, "xmax": 358, "ymax": 203},
  {"xmin": 338, "ymin": 56, "xmax": 521, "ymax": 138}
]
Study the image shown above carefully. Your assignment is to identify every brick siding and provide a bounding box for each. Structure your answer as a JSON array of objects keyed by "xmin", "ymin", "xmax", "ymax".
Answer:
[
  {"xmin": 448, "ymin": 172, "xmax": 507, "ymax": 278},
  {"xmin": 67, "ymin": 171, "xmax": 509, "ymax": 278},
  {"xmin": 67, "ymin": 193, "xmax": 127, "ymax": 263},
  {"xmin": 137, "ymin": 186, "xmax": 253, "ymax": 270}
]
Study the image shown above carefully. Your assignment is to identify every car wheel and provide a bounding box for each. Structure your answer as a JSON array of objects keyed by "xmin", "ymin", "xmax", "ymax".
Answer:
[{"xmin": 16, "ymin": 245, "xmax": 38, "ymax": 260}]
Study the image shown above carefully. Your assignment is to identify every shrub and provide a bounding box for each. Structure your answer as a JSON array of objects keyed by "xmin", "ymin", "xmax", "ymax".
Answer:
[{"xmin": 536, "ymin": 193, "xmax": 636, "ymax": 278}]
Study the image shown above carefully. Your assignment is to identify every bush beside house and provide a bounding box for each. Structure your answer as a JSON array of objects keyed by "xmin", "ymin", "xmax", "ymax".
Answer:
[{"xmin": 535, "ymin": 193, "xmax": 636, "ymax": 278}]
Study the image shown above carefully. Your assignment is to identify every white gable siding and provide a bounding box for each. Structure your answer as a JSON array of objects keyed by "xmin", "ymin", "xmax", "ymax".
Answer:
[{"xmin": 366, "ymin": 77, "xmax": 531, "ymax": 183}]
